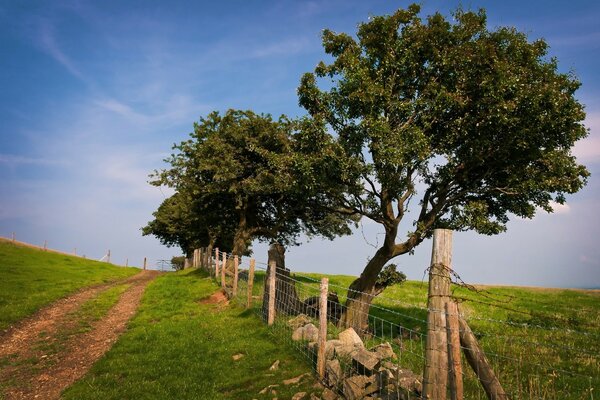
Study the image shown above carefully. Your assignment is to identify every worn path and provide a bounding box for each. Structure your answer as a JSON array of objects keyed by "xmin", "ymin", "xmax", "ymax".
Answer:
[{"xmin": 0, "ymin": 270, "xmax": 161, "ymax": 400}]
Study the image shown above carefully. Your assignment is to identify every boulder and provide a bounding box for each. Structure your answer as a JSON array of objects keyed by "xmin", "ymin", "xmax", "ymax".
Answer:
[
  {"xmin": 371, "ymin": 342, "xmax": 396, "ymax": 360},
  {"xmin": 325, "ymin": 359, "xmax": 343, "ymax": 388},
  {"xmin": 338, "ymin": 328, "xmax": 364, "ymax": 348},
  {"xmin": 343, "ymin": 375, "xmax": 378, "ymax": 400},
  {"xmin": 288, "ymin": 314, "xmax": 312, "ymax": 330},
  {"xmin": 352, "ymin": 348, "xmax": 381, "ymax": 375},
  {"xmin": 321, "ymin": 388, "xmax": 339, "ymax": 400},
  {"xmin": 292, "ymin": 323, "xmax": 319, "ymax": 342},
  {"xmin": 292, "ymin": 392, "xmax": 307, "ymax": 400},
  {"xmin": 396, "ymin": 369, "xmax": 422, "ymax": 395}
]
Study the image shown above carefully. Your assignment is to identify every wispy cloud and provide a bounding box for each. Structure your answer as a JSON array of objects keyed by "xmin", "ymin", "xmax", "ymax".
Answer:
[
  {"xmin": 37, "ymin": 19, "xmax": 86, "ymax": 82},
  {"xmin": 0, "ymin": 154, "xmax": 68, "ymax": 167},
  {"xmin": 574, "ymin": 111, "xmax": 600, "ymax": 163}
]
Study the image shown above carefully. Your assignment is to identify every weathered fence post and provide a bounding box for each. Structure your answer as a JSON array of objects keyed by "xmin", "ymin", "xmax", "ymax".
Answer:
[
  {"xmin": 459, "ymin": 313, "xmax": 507, "ymax": 399},
  {"xmin": 446, "ymin": 301, "xmax": 463, "ymax": 400},
  {"xmin": 215, "ymin": 248, "xmax": 220, "ymax": 278},
  {"xmin": 107, "ymin": 249, "xmax": 111, "ymax": 264},
  {"xmin": 12, "ymin": 232, "xmax": 15, "ymax": 243},
  {"xmin": 126, "ymin": 258, "xmax": 129, "ymax": 267},
  {"xmin": 247, "ymin": 259, "xmax": 255, "ymax": 309},
  {"xmin": 267, "ymin": 260, "xmax": 276, "ymax": 326},
  {"xmin": 423, "ymin": 228, "xmax": 452, "ymax": 400},
  {"xmin": 143, "ymin": 257, "xmax": 147, "ymax": 270},
  {"xmin": 207, "ymin": 244, "xmax": 213, "ymax": 276},
  {"xmin": 233, "ymin": 255, "xmax": 239, "ymax": 297},
  {"xmin": 221, "ymin": 253, "xmax": 226, "ymax": 289},
  {"xmin": 43, "ymin": 240, "xmax": 47, "ymax": 251},
  {"xmin": 317, "ymin": 277, "xmax": 329, "ymax": 379}
]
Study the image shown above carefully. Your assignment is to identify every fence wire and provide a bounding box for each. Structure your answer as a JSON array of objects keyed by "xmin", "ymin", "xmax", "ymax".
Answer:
[{"xmin": 195, "ymin": 249, "xmax": 598, "ymax": 400}]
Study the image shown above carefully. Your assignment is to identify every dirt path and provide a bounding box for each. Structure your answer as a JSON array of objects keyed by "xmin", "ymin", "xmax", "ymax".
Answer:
[{"xmin": 0, "ymin": 270, "xmax": 161, "ymax": 400}]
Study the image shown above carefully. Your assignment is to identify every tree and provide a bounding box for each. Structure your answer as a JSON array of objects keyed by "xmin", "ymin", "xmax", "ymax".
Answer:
[
  {"xmin": 298, "ymin": 5, "xmax": 589, "ymax": 331},
  {"xmin": 142, "ymin": 191, "xmax": 236, "ymax": 256}
]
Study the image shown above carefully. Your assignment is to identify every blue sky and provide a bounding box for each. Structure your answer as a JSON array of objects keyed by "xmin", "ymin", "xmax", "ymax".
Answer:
[{"xmin": 1, "ymin": 0, "xmax": 599, "ymax": 287}]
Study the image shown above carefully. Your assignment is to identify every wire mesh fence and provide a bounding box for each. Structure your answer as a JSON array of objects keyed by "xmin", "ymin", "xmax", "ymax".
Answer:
[{"xmin": 191, "ymin": 246, "xmax": 599, "ymax": 400}]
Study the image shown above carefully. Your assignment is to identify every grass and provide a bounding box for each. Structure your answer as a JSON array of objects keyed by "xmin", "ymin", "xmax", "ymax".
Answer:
[
  {"xmin": 62, "ymin": 269, "xmax": 321, "ymax": 400},
  {"xmin": 0, "ymin": 239, "xmax": 139, "ymax": 331},
  {"xmin": 280, "ymin": 272, "xmax": 600, "ymax": 399}
]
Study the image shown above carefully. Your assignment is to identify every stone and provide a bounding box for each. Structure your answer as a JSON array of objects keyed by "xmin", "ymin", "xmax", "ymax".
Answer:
[
  {"xmin": 292, "ymin": 392, "xmax": 307, "ymax": 400},
  {"xmin": 321, "ymin": 388, "xmax": 339, "ymax": 400},
  {"xmin": 232, "ymin": 353, "xmax": 244, "ymax": 361},
  {"xmin": 269, "ymin": 360, "xmax": 280, "ymax": 370},
  {"xmin": 292, "ymin": 323, "xmax": 319, "ymax": 342},
  {"xmin": 310, "ymin": 393, "xmax": 321, "ymax": 400},
  {"xmin": 284, "ymin": 373, "xmax": 310, "ymax": 386},
  {"xmin": 338, "ymin": 328, "xmax": 364, "ymax": 348},
  {"xmin": 343, "ymin": 375, "xmax": 378, "ymax": 400},
  {"xmin": 259, "ymin": 384, "xmax": 279, "ymax": 394},
  {"xmin": 397, "ymin": 369, "xmax": 423, "ymax": 395},
  {"xmin": 288, "ymin": 314, "xmax": 312, "ymax": 330},
  {"xmin": 371, "ymin": 342, "xmax": 396, "ymax": 360},
  {"xmin": 325, "ymin": 359, "xmax": 343, "ymax": 388},
  {"xmin": 352, "ymin": 348, "xmax": 381, "ymax": 374}
]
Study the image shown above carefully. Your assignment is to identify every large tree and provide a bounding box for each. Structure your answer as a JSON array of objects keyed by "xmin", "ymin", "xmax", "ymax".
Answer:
[
  {"xmin": 150, "ymin": 109, "xmax": 353, "ymax": 259},
  {"xmin": 298, "ymin": 5, "xmax": 589, "ymax": 331}
]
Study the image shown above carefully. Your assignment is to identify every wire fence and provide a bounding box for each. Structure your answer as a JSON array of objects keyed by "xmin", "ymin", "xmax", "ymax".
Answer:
[{"xmin": 189, "ymin": 246, "xmax": 599, "ymax": 400}]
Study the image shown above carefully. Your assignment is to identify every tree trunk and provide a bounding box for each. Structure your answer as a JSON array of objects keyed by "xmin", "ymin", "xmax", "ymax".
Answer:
[
  {"xmin": 262, "ymin": 243, "xmax": 304, "ymax": 319},
  {"xmin": 339, "ymin": 248, "xmax": 392, "ymax": 333}
]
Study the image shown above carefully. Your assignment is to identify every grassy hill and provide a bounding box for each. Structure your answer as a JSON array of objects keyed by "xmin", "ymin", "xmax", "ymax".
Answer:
[{"xmin": 0, "ymin": 239, "xmax": 139, "ymax": 331}]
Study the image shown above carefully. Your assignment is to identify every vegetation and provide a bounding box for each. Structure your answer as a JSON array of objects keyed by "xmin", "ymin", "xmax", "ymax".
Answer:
[
  {"xmin": 0, "ymin": 239, "xmax": 138, "ymax": 330},
  {"xmin": 297, "ymin": 4, "xmax": 589, "ymax": 331},
  {"xmin": 62, "ymin": 269, "xmax": 320, "ymax": 400}
]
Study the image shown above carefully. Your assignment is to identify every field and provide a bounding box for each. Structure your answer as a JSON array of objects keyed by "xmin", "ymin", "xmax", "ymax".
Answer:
[
  {"xmin": 1, "ymin": 241, "xmax": 598, "ymax": 399},
  {"xmin": 0, "ymin": 239, "xmax": 139, "ymax": 331}
]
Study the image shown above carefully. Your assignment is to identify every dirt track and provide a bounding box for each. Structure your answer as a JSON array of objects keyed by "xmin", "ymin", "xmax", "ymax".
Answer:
[{"xmin": 0, "ymin": 270, "xmax": 160, "ymax": 400}]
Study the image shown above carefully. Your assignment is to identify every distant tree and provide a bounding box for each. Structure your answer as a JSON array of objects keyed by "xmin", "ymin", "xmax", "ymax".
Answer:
[
  {"xmin": 170, "ymin": 255, "xmax": 186, "ymax": 271},
  {"xmin": 298, "ymin": 5, "xmax": 589, "ymax": 331}
]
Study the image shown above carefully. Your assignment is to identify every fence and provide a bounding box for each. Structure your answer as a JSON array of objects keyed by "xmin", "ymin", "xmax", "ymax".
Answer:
[
  {"xmin": 189, "ymin": 231, "xmax": 599, "ymax": 400},
  {"xmin": 1, "ymin": 234, "xmax": 149, "ymax": 269}
]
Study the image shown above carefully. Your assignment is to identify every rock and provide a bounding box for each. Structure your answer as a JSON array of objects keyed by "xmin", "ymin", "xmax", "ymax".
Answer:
[
  {"xmin": 371, "ymin": 342, "xmax": 396, "ymax": 360},
  {"xmin": 288, "ymin": 314, "xmax": 312, "ymax": 330},
  {"xmin": 338, "ymin": 328, "xmax": 364, "ymax": 348},
  {"xmin": 269, "ymin": 360, "xmax": 280, "ymax": 370},
  {"xmin": 284, "ymin": 373, "xmax": 310, "ymax": 385},
  {"xmin": 343, "ymin": 375, "xmax": 378, "ymax": 400},
  {"xmin": 352, "ymin": 347, "xmax": 381, "ymax": 374},
  {"xmin": 397, "ymin": 369, "xmax": 422, "ymax": 395},
  {"xmin": 292, "ymin": 323, "xmax": 319, "ymax": 342},
  {"xmin": 232, "ymin": 353, "xmax": 244, "ymax": 361},
  {"xmin": 310, "ymin": 394, "xmax": 320, "ymax": 400},
  {"xmin": 259, "ymin": 384, "xmax": 279, "ymax": 394},
  {"xmin": 321, "ymin": 388, "xmax": 339, "ymax": 400},
  {"xmin": 325, "ymin": 359, "xmax": 343, "ymax": 388},
  {"xmin": 292, "ymin": 392, "xmax": 307, "ymax": 400}
]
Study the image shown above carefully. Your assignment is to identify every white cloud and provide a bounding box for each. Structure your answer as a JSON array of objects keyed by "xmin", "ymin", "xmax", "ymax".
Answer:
[
  {"xmin": 0, "ymin": 154, "xmax": 68, "ymax": 167},
  {"xmin": 573, "ymin": 111, "xmax": 600, "ymax": 163},
  {"xmin": 549, "ymin": 201, "xmax": 570, "ymax": 214},
  {"xmin": 37, "ymin": 20, "xmax": 86, "ymax": 82}
]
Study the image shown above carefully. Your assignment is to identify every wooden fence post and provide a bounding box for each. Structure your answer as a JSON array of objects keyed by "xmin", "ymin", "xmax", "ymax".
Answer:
[
  {"xmin": 221, "ymin": 253, "xmax": 226, "ymax": 289},
  {"xmin": 207, "ymin": 245, "xmax": 213, "ymax": 276},
  {"xmin": 446, "ymin": 301, "xmax": 463, "ymax": 400},
  {"xmin": 317, "ymin": 277, "xmax": 329, "ymax": 379},
  {"xmin": 126, "ymin": 258, "xmax": 129, "ymax": 267},
  {"xmin": 43, "ymin": 240, "xmax": 47, "ymax": 251},
  {"xmin": 267, "ymin": 260, "xmax": 276, "ymax": 326},
  {"xmin": 143, "ymin": 257, "xmax": 147, "ymax": 270},
  {"xmin": 233, "ymin": 255, "xmax": 239, "ymax": 297},
  {"xmin": 423, "ymin": 228, "xmax": 452, "ymax": 400},
  {"xmin": 12, "ymin": 232, "xmax": 15, "ymax": 243},
  {"xmin": 214, "ymin": 248, "xmax": 218, "ymax": 275},
  {"xmin": 247, "ymin": 259, "xmax": 255, "ymax": 309},
  {"xmin": 459, "ymin": 313, "xmax": 507, "ymax": 399},
  {"xmin": 107, "ymin": 249, "xmax": 111, "ymax": 264}
]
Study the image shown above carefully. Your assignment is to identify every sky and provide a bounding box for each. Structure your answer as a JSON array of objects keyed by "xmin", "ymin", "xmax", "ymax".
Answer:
[{"xmin": 1, "ymin": 0, "xmax": 599, "ymax": 288}]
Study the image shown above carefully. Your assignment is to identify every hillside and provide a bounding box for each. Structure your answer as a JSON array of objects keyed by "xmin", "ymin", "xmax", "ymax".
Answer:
[{"xmin": 0, "ymin": 239, "xmax": 139, "ymax": 331}]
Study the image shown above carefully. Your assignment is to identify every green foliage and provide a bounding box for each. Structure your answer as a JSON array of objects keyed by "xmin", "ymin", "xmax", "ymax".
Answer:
[
  {"xmin": 149, "ymin": 109, "xmax": 354, "ymax": 255},
  {"xmin": 298, "ymin": 4, "xmax": 589, "ymax": 255},
  {"xmin": 0, "ymin": 240, "xmax": 138, "ymax": 330},
  {"xmin": 170, "ymin": 256, "xmax": 186, "ymax": 271},
  {"xmin": 375, "ymin": 264, "xmax": 406, "ymax": 293}
]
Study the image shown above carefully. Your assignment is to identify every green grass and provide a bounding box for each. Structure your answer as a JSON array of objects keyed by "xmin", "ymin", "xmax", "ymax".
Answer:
[
  {"xmin": 282, "ymin": 272, "xmax": 600, "ymax": 399},
  {"xmin": 0, "ymin": 240, "xmax": 139, "ymax": 330},
  {"xmin": 62, "ymin": 269, "xmax": 320, "ymax": 400}
]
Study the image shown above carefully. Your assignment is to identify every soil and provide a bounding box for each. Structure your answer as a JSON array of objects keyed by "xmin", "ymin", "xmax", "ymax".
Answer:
[{"xmin": 0, "ymin": 270, "xmax": 161, "ymax": 400}]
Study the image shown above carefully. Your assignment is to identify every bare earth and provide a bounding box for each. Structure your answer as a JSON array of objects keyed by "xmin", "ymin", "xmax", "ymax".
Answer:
[{"xmin": 0, "ymin": 270, "xmax": 161, "ymax": 400}]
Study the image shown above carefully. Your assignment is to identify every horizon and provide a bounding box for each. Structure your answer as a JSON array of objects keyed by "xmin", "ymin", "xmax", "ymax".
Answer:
[{"xmin": 1, "ymin": 0, "xmax": 599, "ymax": 288}]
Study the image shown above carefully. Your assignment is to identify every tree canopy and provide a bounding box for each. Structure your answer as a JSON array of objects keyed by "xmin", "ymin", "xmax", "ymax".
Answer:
[
  {"xmin": 146, "ymin": 109, "xmax": 354, "ymax": 257},
  {"xmin": 297, "ymin": 4, "xmax": 589, "ymax": 329}
]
